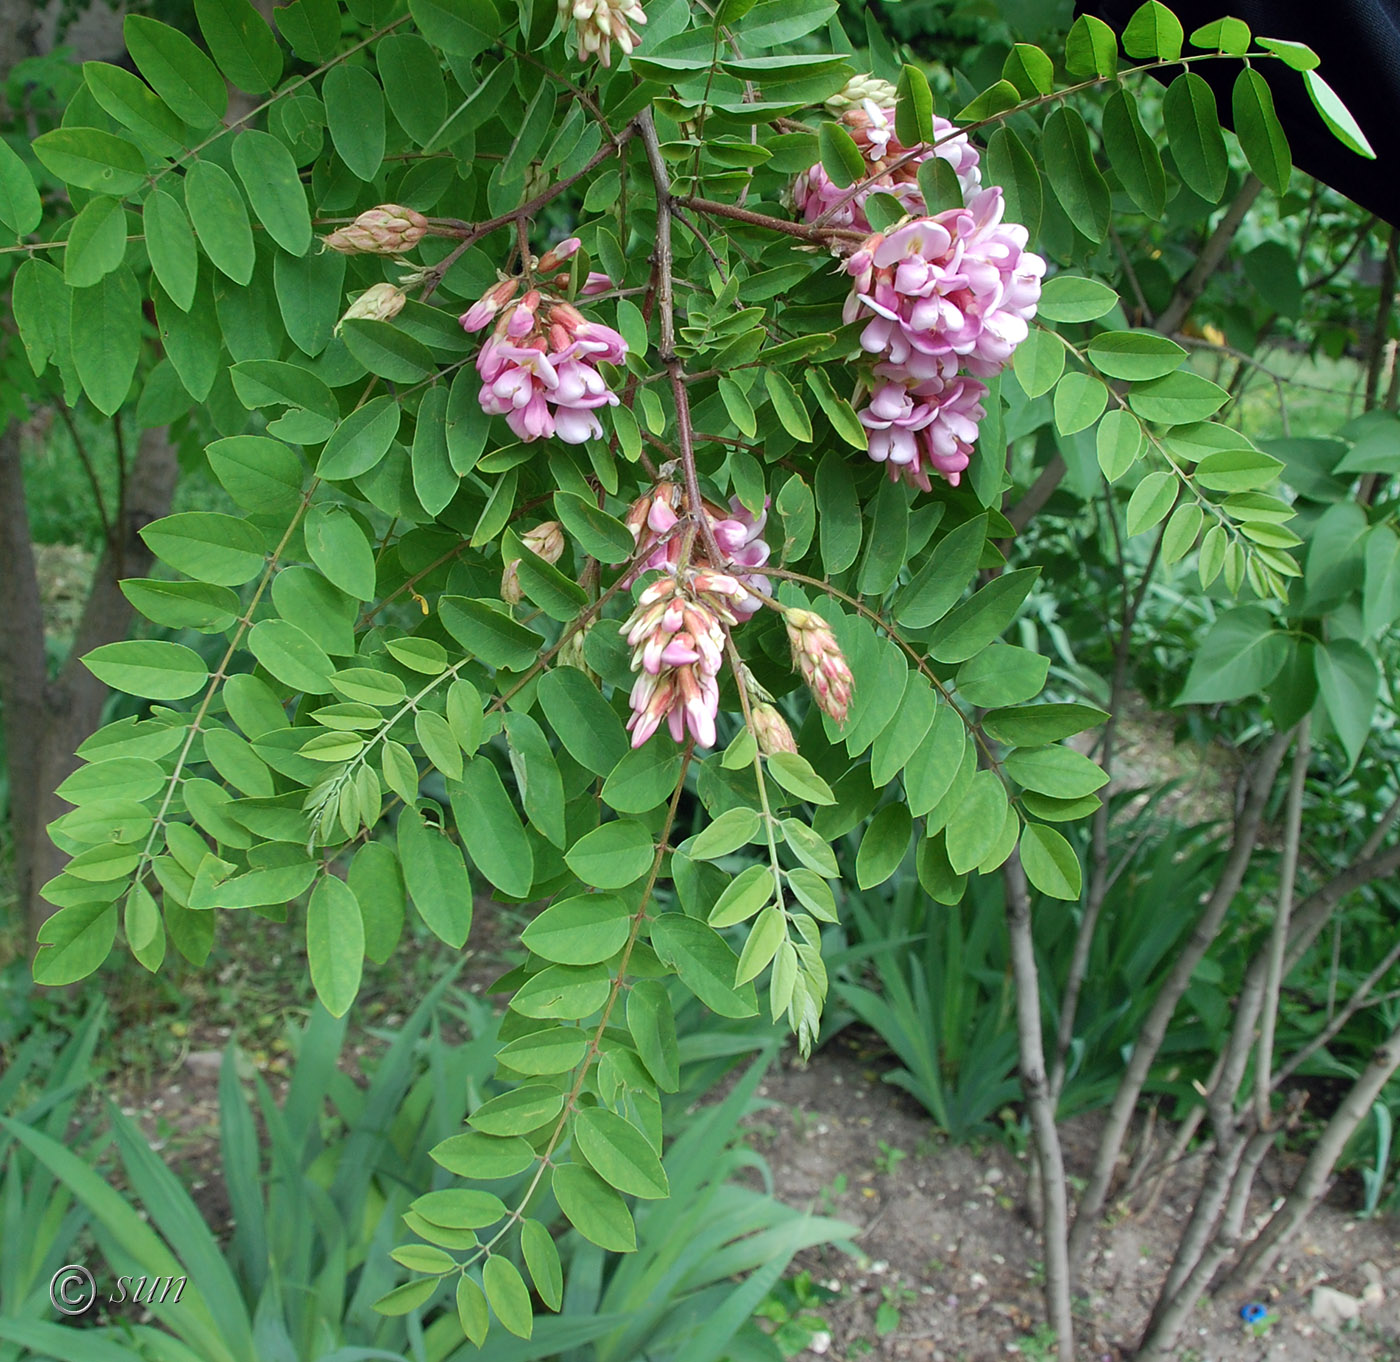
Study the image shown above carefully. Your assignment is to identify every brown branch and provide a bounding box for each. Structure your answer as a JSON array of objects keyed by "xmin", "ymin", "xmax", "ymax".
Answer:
[
  {"xmin": 1051, "ymin": 509, "xmax": 1164, "ymax": 1101},
  {"xmin": 1363, "ymin": 224, "xmax": 1398, "ymax": 413},
  {"xmin": 52, "ymin": 402, "xmax": 112, "ymax": 541},
  {"xmin": 676, "ymin": 194, "xmax": 865, "ymax": 245},
  {"xmin": 638, "ymin": 111, "xmax": 724, "ymax": 567},
  {"xmin": 1155, "ymin": 175, "xmax": 1264, "ymax": 337},
  {"xmin": 0, "ymin": 417, "xmax": 50, "ymax": 929},
  {"xmin": 1004, "ymin": 851, "xmax": 1075, "ymax": 1362},
  {"xmin": 1256, "ymin": 716, "xmax": 1311, "ymax": 1128},
  {"xmin": 418, "ymin": 127, "xmax": 636, "ymax": 302}
]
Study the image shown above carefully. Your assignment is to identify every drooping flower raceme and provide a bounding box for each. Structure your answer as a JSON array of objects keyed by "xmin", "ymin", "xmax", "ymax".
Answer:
[
  {"xmin": 791, "ymin": 101, "xmax": 982, "ymax": 233},
  {"xmin": 463, "ymin": 289, "xmax": 627, "ymax": 445},
  {"xmin": 622, "ymin": 570, "xmax": 748, "ymax": 749},
  {"xmin": 842, "ymin": 187, "xmax": 1045, "ymax": 489},
  {"xmin": 856, "ymin": 371, "xmax": 988, "ymax": 492},
  {"xmin": 845, "ymin": 192, "xmax": 1046, "ymax": 379},
  {"xmin": 784, "ymin": 609, "xmax": 855, "ymax": 725}
]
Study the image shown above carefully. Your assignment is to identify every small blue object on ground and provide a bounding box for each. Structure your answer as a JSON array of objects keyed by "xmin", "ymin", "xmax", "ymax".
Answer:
[{"xmin": 1240, "ymin": 1303, "xmax": 1269, "ymax": 1323}]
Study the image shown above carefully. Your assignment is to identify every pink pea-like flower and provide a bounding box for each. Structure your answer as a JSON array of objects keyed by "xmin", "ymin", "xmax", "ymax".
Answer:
[
  {"xmin": 466, "ymin": 292, "xmax": 627, "ymax": 445},
  {"xmin": 857, "ymin": 374, "xmax": 988, "ymax": 491},
  {"xmin": 621, "ymin": 573, "xmax": 748, "ymax": 749}
]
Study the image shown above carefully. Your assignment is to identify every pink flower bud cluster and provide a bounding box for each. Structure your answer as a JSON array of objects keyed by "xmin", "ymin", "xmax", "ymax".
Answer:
[
  {"xmin": 784, "ymin": 609, "xmax": 854, "ymax": 725},
  {"xmin": 624, "ymin": 481, "xmax": 772, "ymax": 621},
  {"xmin": 791, "ymin": 101, "xmax": 982, "ymax": 233},
  {"xmin": 843, "ymin": 188, "xmax": 1046, "ymax": 490},
  {"xmin": 561, "ymin": 0, "xmax": 646, "ymax": 67},
  {"xmin": 322, "ymin": 204, "xmax": 429, "ymax": 255},
  {"xmin": 622, "ymin": 571, "xmax": 749, "ymax": 749},
  {"xmin": 463, "ymin": 287, "xmax": 627, "ymax": 445}
]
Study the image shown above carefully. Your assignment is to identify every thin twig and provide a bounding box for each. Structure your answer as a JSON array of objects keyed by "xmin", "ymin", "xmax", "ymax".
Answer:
[
  {"xmin": 1273, "ymin": 935, "xmax": 1400, "ymax": 1089},
  {"xmin": 53, "ymin": 403, "xmax": 112, "ymax": 542},
  {"xmin": 1051, "ymin": 507, "xmax": 1164, "ymax": 1102},
  {"xmin": 1222, "ymin": 1016, "xmax": 1400, "ymax": 1294},
  {"xmin": 1256, "ymin": 716, "xmax": 1311, "ymax": 1128}
]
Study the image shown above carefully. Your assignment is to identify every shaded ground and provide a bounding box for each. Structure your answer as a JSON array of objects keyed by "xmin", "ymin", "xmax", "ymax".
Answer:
[
  {"xmin": 91, "ymin": 934, "xmax": 1400, "ymax": 1362},
  {"xmin": 749, "ymin": 1040, "xmax": 1400, "ymax": 1362}
]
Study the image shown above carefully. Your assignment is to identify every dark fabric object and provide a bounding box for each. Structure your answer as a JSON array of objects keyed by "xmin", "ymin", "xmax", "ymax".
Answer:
[{"xmin": 1075, "ymin": 1, "xmax": 1400, "ymax": 223}]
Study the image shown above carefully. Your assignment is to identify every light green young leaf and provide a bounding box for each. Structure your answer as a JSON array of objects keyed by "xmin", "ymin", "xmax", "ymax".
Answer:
[
  {"xmin": 483, "ymin": 1256, "xmax": 533, "ymax": 1340},
  {"xmin": 1018, "ymin": 825, "xmax": 1082, "ymax": 900},
  {"xmin": 306, "ymin": 876, "xmax": 364, "ymax": 1017},
  {"xmin": 1125, "ymin": 471, "xmax": 1177, "ymax": 536},
  {"xmin": 1303, "ymin": 69, "xmax": 1375, "ymax": 158}
]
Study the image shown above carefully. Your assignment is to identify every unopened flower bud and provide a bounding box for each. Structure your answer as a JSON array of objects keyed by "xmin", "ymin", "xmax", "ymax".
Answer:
[
  {"xmin": 580, "ymin": 270, "xmax": 614, "ymax": 297},
  {"xmin": 335, "ymin": 282, "xmax": 406, "ymax": 334},
  {"xmin": 784, "ymin": 608, "xmax": 854, "ymax": 725},
  {"xmin": 521, "ymin": 520, "xmax": 565, "ymax": 564},
  {"xmin": 825, "ymin": 73, "xmax": 899, "ymax": 114},
  {"xmin": 558, "ymin": 622, "xmax": 594, "ymax": 676},
  {"xmin": 461, "ymin": 278, "xmax": 520, "ymax": 333},
  {"xmin": 322, "ymin": 204, "xmax": 429, "ymax": 255},
  {"xmin": 501, "ymin": 558, "xmax": 524, "ymax": 604},
  {"xmin": 538, "ymin": 237, "xmax": 582, "ymax": 272},
  {"xmin": 752, "ymin": 702, "xmax": 798, "ymax": 756},
  {"xmin": 503, "ymin": 522, "xmax": 566, "ymax": 603}
]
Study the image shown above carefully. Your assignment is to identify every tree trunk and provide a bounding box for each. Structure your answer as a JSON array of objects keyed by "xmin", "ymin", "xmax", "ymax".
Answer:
[{"xmin": 0, "ymin": 419, "xmax": 178, "ymax": 951}]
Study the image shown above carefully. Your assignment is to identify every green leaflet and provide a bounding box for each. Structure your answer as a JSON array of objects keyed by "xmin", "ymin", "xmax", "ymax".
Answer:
[
  {"xmin": 1019, "ymin": 824, "xmax": 1082, "ymax": 900},
  {"xmin": 70, "ymin": 266, "xmax": 141, "ymax": 415},
  {"xmin": 195, "ymin": 0, "xmax": 282, "ymax": 94},
  {"xmin": 322, "ymin": 64, "xmax": 386, "ymax": 180},
  {"xmin": 125, "ymin": 14, "xmax": 227, "ymax": 128},
  {"xmin": 306, "ymin": 876, "xmax": 364, "ymax": 1017},
  {"xmin": 185, "ymin": 160, "xmax": 255, "ymax": 285},
  {"xmin": 451, "ymin": 760, "xmax": 535, "ymax": 897},
  {"xmin": 397, "ymin": 808, "xmax": 474, "ymax": 947},
  {"xmin": 232, "ymin": 130, "xmax": 312, "ymax": 255},
  {"xmin": 1163, "ymin": 72, "xmax": 1228, "ymax": 201},
  {"xmin": 82, "ymin": 641, "xmax": 208, "ymax": 701},
  {"xmin": 0, "ymin": 135, "xmax": 42, "ymax": 234},
  {"xmin": 1041, "ymin": 106, "xmax": 1110, "ymax": 244},
  {"xmin": 552, "ymin": 1163, "xmax": 635, "ymax": 1251}
]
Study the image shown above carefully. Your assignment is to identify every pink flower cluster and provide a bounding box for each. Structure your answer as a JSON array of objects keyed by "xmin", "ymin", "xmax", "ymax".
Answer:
[
  {"xmin": 462, "ymin": 268, "xmax": 626, "ymax": 445},
  {"xmin": 792, "ymin": 102, "xmax": 982, "ymax": 233},
  {"xmin": 624, "ymin": 481, "xmax": 772, "ymax": 621},
  {"xmin": 843, "ymin": 189, "xmax": 1046, "ymax": 490},
  {"xmin": 622, "ymin": 571, "xmax": 747, "ymax": 749}
]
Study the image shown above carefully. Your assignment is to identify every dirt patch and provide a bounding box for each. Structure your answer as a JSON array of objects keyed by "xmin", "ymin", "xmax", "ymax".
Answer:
[{"xmin": 749, "ymin": 1042, "xmax": 1400, "ymax": 1361}]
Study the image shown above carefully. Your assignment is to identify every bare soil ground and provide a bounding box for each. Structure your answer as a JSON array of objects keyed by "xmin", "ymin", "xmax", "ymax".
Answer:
[{"xmin": 749, "ymin": 1039, "xmax": 1400, "ymax": 1362}]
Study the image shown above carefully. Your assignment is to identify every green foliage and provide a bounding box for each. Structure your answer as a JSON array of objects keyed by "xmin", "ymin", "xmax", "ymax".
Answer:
[{"xmin": 5, "ymin": 0, "xmax": 1397, "ymax": 1344}]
